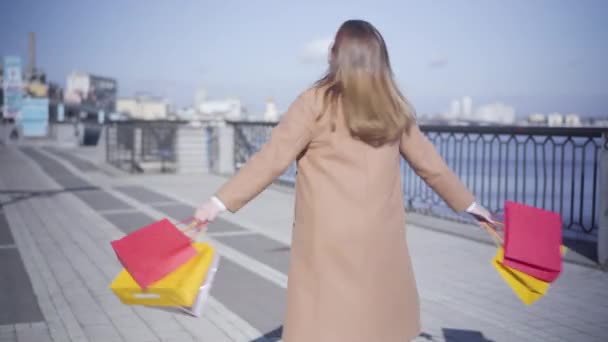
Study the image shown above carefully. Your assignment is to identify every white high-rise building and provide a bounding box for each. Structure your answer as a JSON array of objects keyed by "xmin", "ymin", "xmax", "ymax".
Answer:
[
  {"xmin": 462, "ymin": 96, "xmax": 473, "ymax": 118},
  {"xmin": 450, "ymin": 99, "xmax": 461, "ymax": 117},
  {"xmin": 528, "ymin": 113, "xmax": 546, "ymax": 125},
  {"xmin": 194, "ymin": 87, "xmax": 207, "ymax": 108},
  {"xmin": 547, "ymin": 112, "xmax": 563, "ymax": 127},
  {"xmin": 192, "ymin": 86, "xmax": 242, "ymax": 121},
  {"xmin": 116, "ymin": 95, "xmax": 169, "ymax": 120},
  {"xmin": 474, "ymin": 103, "xmax": 516, "ymax": 124},
  {"xmin": 197, "ymin": 98, "xmax": 242, "ymax": 121},
  {"xmin": 264, "ymin": 97, "xmax": 279, "ymax": 122},
  {"xmin": 564, "ymin": 113, "xmax": 581, "ymax": 127}
]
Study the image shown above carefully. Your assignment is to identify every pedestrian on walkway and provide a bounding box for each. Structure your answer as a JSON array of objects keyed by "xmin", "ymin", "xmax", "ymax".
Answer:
[{"xmin": 194, "ymin": 19, "xmax": 492, "ymax": 342}]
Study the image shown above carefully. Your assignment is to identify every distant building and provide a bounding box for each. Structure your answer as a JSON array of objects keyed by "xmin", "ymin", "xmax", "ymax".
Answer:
[
  {"xmin": 461, "ymin": 96, "xmax": 472, "ymax": 119},
  {"xmin": 192, "ymin": 86, "xmax": 243, "ymax": 121},
  {"xmin": 450, "ymin": 99, "xmax": 461, "ymax": 117},
  {"xmin": 65, "ymin": 71, "xmax": 117, "ymax": 113},
  {"xmin": 194, "ymin": 87, "xmax": 207, "ymax": 108},
  {"xmin": 116, "ymin": 95, "xmax": 169, "ymax": 120},
  {"xmin": 528, "ymin": 113, "xmax": 546, "ymax": 125},
  {"xmin": 592, "ymin": 118, "xmax": 608, "ymax": 127},
  {"xmin": 564, "ymin": 113, "xmax": 581, "ymax": 127},
  {"xmin": 441, "ymin": 97, "xmax": 515, "ymax": 124},
  {"xmin": 264, "ymin": 98, "xmax": 279, "ymax": 122},
  {"xmin": 176, "ymin": 107, "xmax": 197, "ymax": 121},
  {"xmin": 197, "ymin": 98, "xmax": 242, "ymax": 121},
  {"xmin": 473, "ymin": 103, "xmax": 516, "ymax": 125},
  {"xmin": 547, "ymin": 112, "xmax": 563, "ymax": 127}
]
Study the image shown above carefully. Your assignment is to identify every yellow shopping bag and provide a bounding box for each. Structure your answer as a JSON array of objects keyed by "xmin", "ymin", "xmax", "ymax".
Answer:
[
  {"xmin": 492, "ymin": 247, "xmax": 549, "ymax": 305},
  {"xmin": 483, "ymin": 222, "xmax": 567, "ymax": 305},
  {"xmin": 110, "ymin": 242, "xmax": 216, "ymax": 307}
]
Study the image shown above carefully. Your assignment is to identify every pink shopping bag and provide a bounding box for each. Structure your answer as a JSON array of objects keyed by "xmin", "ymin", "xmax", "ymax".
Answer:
[
  {"xmin": 502, "ymin": 201, "xmax": 563, "ymax": 282},
  {"xmin": 110, "ymin": 218, "xmax": 198, "ymax": 289}
]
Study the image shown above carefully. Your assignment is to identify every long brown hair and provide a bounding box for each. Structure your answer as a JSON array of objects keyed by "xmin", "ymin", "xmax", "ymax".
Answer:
[{"xmin": 315, "ymin": 20, "xmax": 415, "ymax": 146}]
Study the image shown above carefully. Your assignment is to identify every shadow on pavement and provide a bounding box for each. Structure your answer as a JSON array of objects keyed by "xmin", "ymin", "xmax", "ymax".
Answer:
[
  {"xmin": 442, "ymin": 328, "xmax": 494, "ymax": 342},
  {"xmin": 562, "ymin": 236, "xmax": 597, "ymax": 263},
  {"xmin": 268, "ymin": 246, "xmax": 290, "ymax": 253},
  {"xmin": 250, "ymin": 325, "xmax": 282, "ymax": 342},
  {"xmin": 251, "ymin": 326, "xmax": 495, "ymax": 342},
  {"xmin": 418, "ymin": 328, "xmax": 494, "ymax": 342},
  {"xmin": 0, "ymin": 186, "xmax": 100, "ymax": 207}
]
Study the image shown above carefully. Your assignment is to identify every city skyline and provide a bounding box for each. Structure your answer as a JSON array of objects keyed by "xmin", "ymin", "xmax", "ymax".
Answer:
[{"xmin": 1, "ymin": 0, "xmax": 607, "ymax": 117}]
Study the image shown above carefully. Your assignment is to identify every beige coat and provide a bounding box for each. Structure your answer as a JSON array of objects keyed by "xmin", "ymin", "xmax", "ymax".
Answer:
[{"xmin": 216, "ymin": 88, "xmax": 475, "ymax": 342}]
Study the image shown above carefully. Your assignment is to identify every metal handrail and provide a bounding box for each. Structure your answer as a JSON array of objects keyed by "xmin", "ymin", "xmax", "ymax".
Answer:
[{"xmin": 229, "ymin": 121, "xmax": 607, "ymax": 236}]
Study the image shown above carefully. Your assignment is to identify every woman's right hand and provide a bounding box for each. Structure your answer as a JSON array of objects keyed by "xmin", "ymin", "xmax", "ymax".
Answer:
[{"xmin": 193, "ymin": 196, "xmax": 226, "ymax": 231}]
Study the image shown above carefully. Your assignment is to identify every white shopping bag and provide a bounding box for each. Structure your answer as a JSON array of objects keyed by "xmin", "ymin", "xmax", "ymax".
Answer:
[{"xmin": 176, "ymin": 253, "xmax": 220, "ymax": 317}]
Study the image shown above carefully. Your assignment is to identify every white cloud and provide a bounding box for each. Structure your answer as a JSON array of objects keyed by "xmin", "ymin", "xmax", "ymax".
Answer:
[{"xmin": 299, "ymin": 37, "xmax": 333, "ymax": 64}]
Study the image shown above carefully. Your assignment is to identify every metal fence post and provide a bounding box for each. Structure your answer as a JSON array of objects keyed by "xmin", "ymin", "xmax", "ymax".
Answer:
[
  {"xmin": 105, "ymin": 124, "xmax": 110, "ymax": 164},
  {"xmin": 205, "ymin": 126, "xmax": 212, "ymax": 173},
  {"xmin": 598, "ymin": 132, "xmax": 608, "ymax": 267},
  {"xmin": 218, "ymin": 122, "xmax": 235, "ymax": 175},
  {"xmin": 131, "ymin": 125, "xmax": 136, "ymax": 173}
]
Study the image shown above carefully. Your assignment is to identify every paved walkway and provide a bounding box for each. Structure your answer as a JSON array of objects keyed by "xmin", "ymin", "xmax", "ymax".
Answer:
[{"xmin": 1, "ymin": 143, "xmax": 607, "ymax": 342}]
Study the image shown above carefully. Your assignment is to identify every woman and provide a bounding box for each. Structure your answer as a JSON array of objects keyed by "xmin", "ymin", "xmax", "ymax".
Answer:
[{"xmin": 195, "ymin": 19, "xmax": 491, "ymax": 342}]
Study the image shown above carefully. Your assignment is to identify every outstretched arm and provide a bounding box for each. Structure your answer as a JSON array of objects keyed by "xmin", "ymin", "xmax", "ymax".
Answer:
[
  {"xmin": 207, "ymin": 90, "xmax": 317, "ymax": 215},
  {"xmin": 399, "ymin": 123, "xmax": 475, "ymax": 212}
]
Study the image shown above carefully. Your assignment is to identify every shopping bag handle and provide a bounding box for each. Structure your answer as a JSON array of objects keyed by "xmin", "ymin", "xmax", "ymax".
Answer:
[
  {"xmin": 174, "ymin": 217, "xmax": 209, "ymax": 240},
  {"xmin": 480, "ymin": 221, "xmax": 504, "ymax": 248}
]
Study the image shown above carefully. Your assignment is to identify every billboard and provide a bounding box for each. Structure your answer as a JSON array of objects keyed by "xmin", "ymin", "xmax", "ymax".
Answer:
[
  {"xmin": 65, "ymin": 72, "xmax": 117, "ymax": 113},
  {"xmin": 2, "ymin": 56, "xmax": 23, "ymax": 120},
  {"xmin": 21, "ymin": 97, "xmax": 49, "ymax": 137},
  {"xmin": 57, "ymin": 103, "xmax": 65, "ymax": 122}
]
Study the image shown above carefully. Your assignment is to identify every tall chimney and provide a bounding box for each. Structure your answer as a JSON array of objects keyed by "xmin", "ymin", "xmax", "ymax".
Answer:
[{"xmin": 28, "ymin": 32, "xmax": 36, "ymax": 77}]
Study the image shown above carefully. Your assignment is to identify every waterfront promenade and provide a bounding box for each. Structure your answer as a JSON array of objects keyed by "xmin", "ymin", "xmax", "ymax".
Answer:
[{"xmin": 1, "ymin": 142, "xmax": 607, "ymax": 342}]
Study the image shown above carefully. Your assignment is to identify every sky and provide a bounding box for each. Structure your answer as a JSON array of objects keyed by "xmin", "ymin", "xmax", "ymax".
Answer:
[{"xmin": 1, "ymin": 0, "xmax": 607, "ymax": 118}]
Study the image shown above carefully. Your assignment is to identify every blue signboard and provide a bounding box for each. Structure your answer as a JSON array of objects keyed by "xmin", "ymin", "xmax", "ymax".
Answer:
[
  {"xmin": 57, "ymin": 103, "xmax": 65, "ymax": 122},
  {"xmin": 2, "ymin": 56, "xmax": 23, "ymax": 119},
  {"xmin": 21, "ymin": 98, "xmax": 49, "ymax": 137}
]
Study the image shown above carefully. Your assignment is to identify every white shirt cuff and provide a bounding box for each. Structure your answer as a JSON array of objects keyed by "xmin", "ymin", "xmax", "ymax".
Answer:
[
  {"xmin": 465, "ymin": 201, "xmax": 477, "ymax": 213},
  {"xmin": 211, "ymin": 196, "xmax": 227, "ymax": 212}
]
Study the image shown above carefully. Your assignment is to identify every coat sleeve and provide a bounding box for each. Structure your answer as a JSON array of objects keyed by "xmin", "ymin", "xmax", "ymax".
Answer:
[
  {"xmin": 399, "ymin": 123, "xmax": 475, "ymax": 212},
  {"xmin": 214, "ymin": 90, "xmax": 317, "ymax": 213}
]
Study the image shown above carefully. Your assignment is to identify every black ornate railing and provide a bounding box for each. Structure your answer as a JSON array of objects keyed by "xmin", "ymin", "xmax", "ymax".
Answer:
[
  {"xmin": 232, "ymin": 121, "xmax": 297, "ymax": 183},
  {"xmin": 206, "ymin": 125, "xmax": 221, "ymax": 173},
  {"xmin": 106, "ymin": 120, "xmax": 180, "ymax": 173},
  {"xmin": 407, "ymin": 125, "xmax": 605, "ymax": 238},
  {"xmin": 230, "ymin": 121, "xmax": 607, "ymax": 237}
]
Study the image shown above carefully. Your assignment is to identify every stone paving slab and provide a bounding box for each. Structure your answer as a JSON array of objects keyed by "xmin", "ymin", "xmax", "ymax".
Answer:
[
  {"xmin": 74, "ymin": 189, "xmax": 134, "ymax": 212},
  {"xmin": 0, "ymin": 147, "xmax": 248, "ymax": 342},
  {"xmin": 150, "ymin": 203, "xmax": 194, "ymax": 222},
  {"xmin": 213, "ymin": 234, "xmax": 291, "ymax": 275},
  {"xmin": 0, "ymin": 211, "xmax": 15, "ymax": 245},
  {"xmin": 30, "ymin": 146, "xmax": 276, "ymax": 341},
  {"xmin": 43, "ymin": 146, "xmax": 99, "ymax": 172},
  {"xmin": 118, "ymin": 183, "xmax": 588, "ymax": 341},
  {"xmin": 0, "ymin": 249, "xmax": 44, "ymax": 326},
  {"xmin": 6, "ymin": 144, "xmax": 608, "ymax": 341},
  {"xmin": 114, "ymin": 186, "xmax": 178, "ymax": 205},
  {"xmin": 102, "ymin": 211, "xmax": 156, "ymax": 234},
  {"xmin": 133, "ymin": 172, "xmax": 608, "ymax": 342},
  {"xmin": 211, "ymin": 258, "xmax": 286, "ymax": 338},
  {"xmin": 19, "ymin": 147, "xmax": 92, "ymax": 190}
]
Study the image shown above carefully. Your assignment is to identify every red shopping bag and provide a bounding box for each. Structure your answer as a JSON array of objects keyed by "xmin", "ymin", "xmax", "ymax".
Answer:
[
  {"xmin": 110, "ymin": 218, "xmax": 198, "ymax": 289},
  {"xmin": 502, "ymin": 201, "xmax": 563, "ymax": 282}
]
